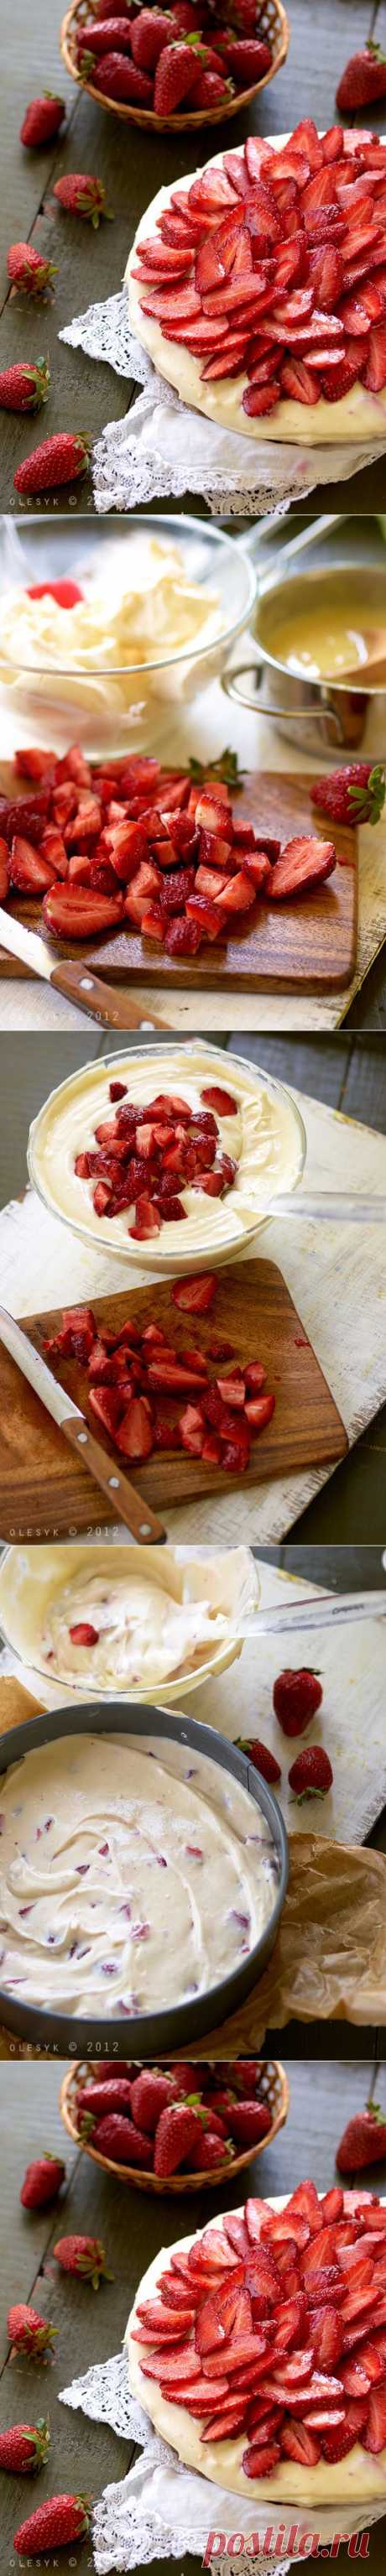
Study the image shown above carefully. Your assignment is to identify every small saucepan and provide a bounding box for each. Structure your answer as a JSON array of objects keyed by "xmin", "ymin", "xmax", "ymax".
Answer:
[{"xmin": 223, "ymin": 560, "xmax": 386, "ymax": 757}]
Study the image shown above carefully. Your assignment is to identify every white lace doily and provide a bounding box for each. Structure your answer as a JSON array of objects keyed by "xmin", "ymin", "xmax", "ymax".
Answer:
[
  {"xmin": 60, "ymin": 291, "xmax": 383, "ymax": 516},
  {"xmin": 60, "ymin": 2345, "xmax": 386, "ymax": 2572}
]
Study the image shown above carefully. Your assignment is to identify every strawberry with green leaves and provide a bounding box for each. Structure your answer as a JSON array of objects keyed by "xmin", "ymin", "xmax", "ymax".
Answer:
[{"xmin": 312, "ymin": 763, "xmax": 385, "ymax": 830}]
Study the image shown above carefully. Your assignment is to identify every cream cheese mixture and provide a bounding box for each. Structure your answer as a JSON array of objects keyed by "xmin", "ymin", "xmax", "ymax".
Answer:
[
  {"xmin": 0, "ymin": 1541, "xmax": 258, "ymax": 1702},
  {"xmin": 29, "ymin": 1045, "xmax": 304, "ymax": 1268},
  {"xmin": 0, "ymin": 1730, "xmax": 278, "ymax": 2017},
  {"xmin": 0, "ymin": 536, "xmax": 222, "ymax": 722},
  {"xmin": 39, "ymin": 1567, "xmax": 228, "ymax": 1692}
]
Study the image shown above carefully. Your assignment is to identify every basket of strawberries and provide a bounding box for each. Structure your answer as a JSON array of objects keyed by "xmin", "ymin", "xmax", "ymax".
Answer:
[
  {"xmin": 60, "ymin": 2057, "xmax": 289, "ymax": 2192},
  {"xmin": 60, "ymin": 0, "xmax": 290, "ymax": 132}
]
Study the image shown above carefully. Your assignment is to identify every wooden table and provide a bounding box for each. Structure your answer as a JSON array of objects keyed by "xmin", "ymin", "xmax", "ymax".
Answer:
[
  {"xmin": 1, "ymin": 0, "xmax": 386, "ymax": 509},
  {"xmin": 1, "ymin": 2057, "xmax": 386, "ymax": 2573}
]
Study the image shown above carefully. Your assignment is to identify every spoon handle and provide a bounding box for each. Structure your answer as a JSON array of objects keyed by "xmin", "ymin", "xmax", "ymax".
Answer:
[
  {"xmin": 243, "ymin": 1592, "xmax": 386, "ymax": 1640},
  {"xmin": 269, "ymin": 1192, "xmax": 386, "ymax": 1225}
]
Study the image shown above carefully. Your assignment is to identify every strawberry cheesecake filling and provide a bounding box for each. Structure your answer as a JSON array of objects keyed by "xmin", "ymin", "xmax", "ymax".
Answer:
[
  {"xmin": 0, "ymin": 1730, "xmax": 278, "ymax": 2016},
  {"xmin": 127, "ymin": 120, "xmax": 386, "ymax": 441},
  {"xmin": 29, "ymin": 1044, "xmax": 304, "ymax": 1266},
  {"xmin": 127, "ymin": 2183, "xmax": 386, "ymax": 2500}
]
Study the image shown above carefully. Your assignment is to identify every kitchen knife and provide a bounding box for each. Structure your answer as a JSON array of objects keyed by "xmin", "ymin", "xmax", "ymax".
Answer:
[
  {"xmin": 0, "ymin": 1305, "xmax": 166, "ymax": 1546},
  {"xmin": 0, "ymin": 906, "xmax": 170, "ymax": 1032}
]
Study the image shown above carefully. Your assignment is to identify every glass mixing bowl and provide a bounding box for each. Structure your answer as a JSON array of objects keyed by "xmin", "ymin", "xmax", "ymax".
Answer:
[
  {"xmin": 27, "ymin": 1040, "xmax": 306, "ymax": 1277},
  {"xmin": 0, "ymin": 1541, "xmax": 259, "ymax": 1705},
  {"xmin": 0, "ymin": 513, "xmax": 257, "ymax": 759}
]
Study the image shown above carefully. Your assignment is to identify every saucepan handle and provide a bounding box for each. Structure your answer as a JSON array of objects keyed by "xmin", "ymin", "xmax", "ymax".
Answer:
[{"xmin": 222, "ymin": 662, "xmax": 346, "ymax": 740}]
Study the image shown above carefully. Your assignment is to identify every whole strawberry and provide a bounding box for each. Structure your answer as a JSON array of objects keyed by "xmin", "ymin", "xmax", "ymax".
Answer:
[
  {"xmin": 13, "ymin": 433, "xmax": 91, "ymax": 495},
  {"xmin": 130, "ymin": 2069, "xmax": 178, "ymax": 2132},
  {"xmin": 92, "ymin": 53, "xmax": 153, "ymax": 98},
  {"xmin": 227, "ymin": 2099, "xmax": 273, "ymax": 2146},
  {"xmin": 221, "ymin": 36, "xmax": 271, "ymax": 81},
  {"xmin": 7, "ymin": 242, "xmax": 56, "ymax": 296},
  {"xmin": 53, "ymin": 2234, "xmax": 113, "ymax": 2289},
  {"xmin": 226, "ymin": 0, "xmax": 258, "ymax": 27},
  {"xmin": 154, "ymin": 2101, "xmax": 201, "ymax": 2176},
  {"xmin": 0, "ymin": 358, "xmax": 50, "ymax": 412},
  {"xmin": 14, "ymin": 2494, "xmax": 91, "ymax": 2557},
  {"xmin": 131, "ymin": 8, "xmax": 172, "ymax": 68},
  {"xmin": 336, "ymin": 42, "xmax": 386, "ymax": 114},
  {"xmin": 312, "ymin": 762, "xmax": 385, "ymax": 830},
  {"xmin": 190, "ymin": 67, "xmax": 231, "ymax": 102},
  {"xmin": 189, "ymin": 2129, "xmax": 230, "ymax": 2171},
  {"xmin": 0, "ymin": 2420, "xmax": 50, "ymax": 2474},
  {"xmin": 20, "ymin": 2151, "xmax": 65, "ymax": 2208},
  {"xmin": 20, "ymin": 94, "xmax": 65, "ymax": 147},
  {"xmin": 273, "ymin": 1667, "xmax": 323, "ymax": 1737},
  {"xmin": 92, "ymin": 2112, "xmax": 151, "ymax": 2164},
  {"xmin": 336, "ymin": 2100, "xmax": 386, "ymax": 2175},
  {"xmin": 53, "ymin": 174, "xmax": 113, "ymax": 227},
  {"xmin": 288, "ymin": 1745, "xmax": 333, "ymax": 1798},
  {"xmin": 237, "ymin": 1734, "xmax": 282, "ymax": 1785},
  {"xmin": 154, "ymin": 37, "xmax": 202, "ymax": 112},
  {"xmin": 7, "ymin": 2304, "xmax": 56, "ymax": 2362},
  {"xmin": 76, "ymin": 2077, "xmax": 133, "ymax": 2120}
]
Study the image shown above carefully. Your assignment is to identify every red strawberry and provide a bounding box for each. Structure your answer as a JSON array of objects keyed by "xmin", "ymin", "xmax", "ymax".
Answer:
[
  {"xmin": 309, "ymin": 2306, "xmax": 343, "ymax": 2366},
  {"xmin": 321, "ymin": 2422, "xmax": 358, "ymax": 2461},
  {"xmin": 336, "ymin": 44, "xmax": 386, "ymax": 114},
  {"xmin": 154, "ymin": 39, "xmax": 202, "ymax": 112},
  {"xmin": 312, "ymin": 762, "xmax": 385, "ymax": 828},
  {"xmin": 130, "ymin": 2070, "xmax": 178, "ymax": 2132},
  {"xmin": 7, "ymin": 242, "xmax": 56, "ymax": 295},
  {"xmin": 53, "ymin": 2234, "xmax": 112, "ymax": 2288},
  {"xmin": 227, "ymin": 2101, "xmax": 273, "ymax": 2147},
  {"xmin": 336, "ymin": 2104, "xmax": 386, "ymax": 2176},
  {"xmin": 76, "ymin": 2078, "xmax": 133, "ymax": 2119},
  {"xmin": 0, "ymin": 2420, "xmax": 50, "ymax": 2474},
  {"xmin": 7, "ymin": 2305, "xmax": 56, "ymax": 2361},
  {"xmin": 43, "ymin": 883, "xmax": 122, "ymax": 936},
  {"xmin": 273, "ymin": 1668, "xmax": 323, "ymax": 1736},
  {"xmin": 154, "ymin": 2104, "xmax": 202, "ymax": 2176},
  {"xmin": 131, "ymin": 10, "xmax": 172, "ymax": 67},
  {"xmin": 189, "ymin": 2130, "xmax": 232, "ymax": 2171},
  {"xmin": 116, "ymin": 1395, "xmax": 154, "ymax": 1457},
  {"xmin": 281, "ymin": 2421, "xmax": 321, "ymax": 2464},
  {"xmin": 20, "ymin": 94, "xmax": 65, "ymax": 146},
  {"xmin": 92, "ymin": 2115, "xmax": 151, "ymax": 2165},
  {"xmin": 0, "ymin": 358, "xmax": 50, "ymax": 411},
  {"xmin": 53, "ymin": 174, "xmax": 112, "ymax": 227},
  {"xmin": 13, "ymin": 433, "xmax": 91, "ymax": 494},
  {"xmin": 266, "ymin": 836, "xmax": 336, "ymax": 898},
  {"xmin": 171, "ymin": 1273, "xmax": 216, "ymax": 1311},
  {"xmin": 363, "ymin": 2385, "xmax": 386, "ymax": 2452},
  {"xmin": 288, "ymin": 1747, "xmax": 333, "ymax": 1798},
  {"xmin": 20, "ymin": 2153, "xmax": 65, "ymax": 2208},
  {"xmin": 13, "ymin": 2495, "xmax": 91, "ymax": 2556},
  {"xmin": 9, "ymin": 835, "xmax": 57, "ymax": 893},
  {"xmin": 224, "ymin": 38, "xmax": 272, "ymax": 83},
  {"xmin": 93, "ymin": 52, "xmax": 153, "ymax": 99},
  {"xmin": 190, "ymin": 70, "xmax": 231, "ymax": 106},
  {"xmin": 237, "ymin": 1735, "xmax": 282, "ymax": 1786}
]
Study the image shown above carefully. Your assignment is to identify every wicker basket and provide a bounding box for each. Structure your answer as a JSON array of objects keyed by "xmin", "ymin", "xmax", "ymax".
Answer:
[
  {"xmin": 60, "ymin": 0, "xmax": 290, "ymax": 132},
  {"xmin": 60, "ymin": 2058, "xmax": 290, "ymax": 2196}
]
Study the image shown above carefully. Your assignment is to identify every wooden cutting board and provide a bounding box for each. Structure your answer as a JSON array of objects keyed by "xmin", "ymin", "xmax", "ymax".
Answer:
[
  {"xmin": 0, "ymin": 1260, "xmax": 347, "ymax": 1539},
  {"xmin": 0, "ymin": 765, "xmax": 357, "ymax": 993}
]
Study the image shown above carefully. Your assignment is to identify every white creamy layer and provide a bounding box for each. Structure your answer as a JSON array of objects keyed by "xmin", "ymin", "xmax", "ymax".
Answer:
[
  {"xmin": 29, "ymin": 1044, "xmax": 304, "ymax": 1268},
  {"xmin": 0, "ymin": 537, "xmax": 222, "ymax": 717},
  {"xmin": 127, "ymin": 2197, "xmax": 386, "ymax": 2507},
  {"xmin": 127, "ymin": 135, "xmax": 386, "ymax": 447},
  {"xmin": 0, "ymin": 1730, "xmax": 278, "ymax": 2016},
  {"xmin": 40, "ymin": 1568, "xmax": 228, "ymax": 1690}
]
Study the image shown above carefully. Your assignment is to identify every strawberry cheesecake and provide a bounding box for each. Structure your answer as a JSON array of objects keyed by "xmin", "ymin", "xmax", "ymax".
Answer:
[
  {"xmin": 28, "ymin": 1043, "xmax": 305, "ymax": 1269},
  {"xmin": 127, "ymin": 119, "xmax": 386, "ymax": 443},
  {"xmin": 127, "ymin": 2182, "xmax": 386, "ymax": 2502},
  {"xmin": 0, "ymin": 1727, "xmax": 279, "ymax": 2017}
]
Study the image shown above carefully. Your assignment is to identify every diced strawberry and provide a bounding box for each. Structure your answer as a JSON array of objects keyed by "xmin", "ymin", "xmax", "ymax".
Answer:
[
  {"xmin": 172, "ymin": 1274, "xmax": 216, "ymax": 1313},
  {"xmin": 129, "ymin": 1197, "xmax": 162, "ymax": 1241},
  {"xmin": 216, "ymin": 1369, "xmax": 246, "ymax": 1410},
  {"xmin": 164, "ymin": 915, "xmax": 202, "ymax": 956},
  {"xmin": 125, "ymin": 861, "xmax": 162, "ymax": 926},
  {"xmin": 116, "ymin": 1396, "xmax": 154, "ymax": 1461},
  {"xmin": 9, "ymin": 835, "xmax": 58, "ymax": 893},
  {"xmin": 186, "ymin": 895, "xmax": 224, "ymax": 942},
  {"xmin": 179, "ymin": 1403, "xmax": 206, "ymax": 1456},
  {"xmin": 245, "ymin": 1393, "xmax": 275, "ymax": 1436},
  {"xmin": 243, "ymin": 852, "xmax": 271, "ymax": 891},
  {"xmin": 142, "ymin": 906, "xmax": 165, "ymax": 943},
  {"xmin": 215, "ymin": 870, "xmax": 256, "ymax": 915},
  {"xmin": 88, "ymin": 1385, "xmax": 124, "ymax": 1438}
]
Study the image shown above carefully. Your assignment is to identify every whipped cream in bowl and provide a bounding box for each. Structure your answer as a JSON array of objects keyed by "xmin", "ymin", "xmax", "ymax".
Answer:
[
  {"xmin": 0, "ymin": 516, "xmax": 255, "ymax": 756},
  {"xmin": 0, "ymin": 1703, "xmax": 287, "ymax": 2047},
  {"xmin": 0, "ymin": 1541, "xmax": 258, "ymax": 1704},
  {"xmin": 28, "ymin": 1041, "xmax": 305, "ymax": 1275}
]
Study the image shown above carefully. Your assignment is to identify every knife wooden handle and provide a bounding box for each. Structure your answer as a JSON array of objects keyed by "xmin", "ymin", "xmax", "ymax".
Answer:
[
  {"xmin": 62, "ymin": 1414, "xmax": 166, "ymax": 1543},
  {"xmin": 50, "ymin": 960, "xmax": 171, "ymax": 1032}
]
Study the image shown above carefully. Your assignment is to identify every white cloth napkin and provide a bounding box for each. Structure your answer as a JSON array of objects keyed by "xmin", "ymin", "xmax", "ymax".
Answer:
[{"xmin": 60, "ymin": 293, "xmax": 383, "ymax": 516}]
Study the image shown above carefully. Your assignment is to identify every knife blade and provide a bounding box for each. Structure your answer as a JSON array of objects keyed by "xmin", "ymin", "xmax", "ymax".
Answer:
[
  {"xmin": 0, "ymin": 1306, "xmax": 166, "ymax": 1545},
  {"xmin": 0, "ymin": 906, "xmax": 170, "ymax": 1033}
]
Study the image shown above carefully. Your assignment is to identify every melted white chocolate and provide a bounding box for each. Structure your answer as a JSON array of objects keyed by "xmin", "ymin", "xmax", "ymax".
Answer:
[{"xmin": 0, "ymin": 1729, "xmax": 278, "ymax": 2017}]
